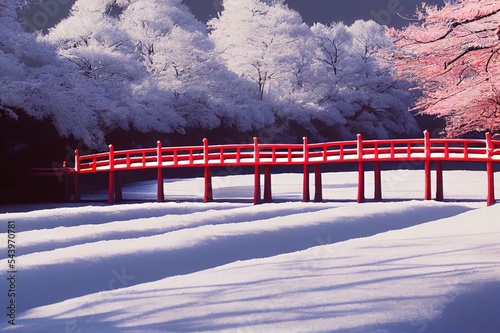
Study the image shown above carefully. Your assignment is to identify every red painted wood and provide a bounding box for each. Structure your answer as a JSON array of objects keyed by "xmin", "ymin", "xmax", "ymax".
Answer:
[
  {"xmin": 74, "ymin": 173, "xmax": 80, "ymax": 202},
  {"xmin": 357, "ymin": 134, "xmax": 365, "ymax": 203},
  {"xmin": 253, "ymin": 137, "xmax": 261, "ymax": 205},
  {"xmin": 108, "ymin": 145, "xmax": 115, "ymax": 204},
  {"xmin": 303, "ymin": 164, "xmax": 310, "ymax": 202},
  {"xmin": 436, "ymin": 161, "xmax": 444, "ymax": 201},
  {"xmin": 74, "ymin": 149, "xmax": 80, "ymax": 173},
  {"xmin": 203, "ymin": 138, "xmax": 209, "ymax": 166},
  {"xmin": 157, "ymin": 141, "xmax": 164, "ymax": 203},
  {"xmin": 314, "ymin": 164, "xmax": 322, "ymax": 203},
  {"xmin": 264, "ymin": 165, "xmax": 272, "ymax": 203},
  {"xmin": 254, "ymin": 165, "xmax": 260, "ymax": 205},
  {"xmin": 303, "ymin": 137, "xmax": 310, "ymax": 202},
  {"xmin": 358, "ymin": 162, "xmax": 365, "ymax": 203},
  {"xmin": 424, "ymin": 160, "xmax": 431, "ymax": 201},
  {"xmin": 374, "ymin": 161, "xmax": 382, "ymax": 202},
  {"xmin": 487, "ymin": 161, "xmax": 495, "ymax": 206},
  {"xmin": 68, "ymin": 132, "xmax": 499, "ymax": 206},
  {"xmin": 115, "ymin": 171, "xmax": 123, "ymax": 202},
  {"xmin": 486, "ymin": 133, "xmax": 495, "ymax": 206},
  {"xmin": 204, "ymin": 166, "xmax": 213, "ymax": 203},
  {"xmin": 64, "ymin": 166, "xmax": 69, "ymax": 202}
]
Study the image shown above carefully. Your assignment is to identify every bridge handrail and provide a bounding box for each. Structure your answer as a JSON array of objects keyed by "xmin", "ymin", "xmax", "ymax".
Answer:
[{"xmin": 73, "ymin": 132, "xmax": 499, "ymax": 173}]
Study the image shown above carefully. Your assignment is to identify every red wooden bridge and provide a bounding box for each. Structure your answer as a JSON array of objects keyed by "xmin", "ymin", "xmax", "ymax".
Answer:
[{"xmin": 61, "ymin": 131, "xmax": 499, "ymax": 206}]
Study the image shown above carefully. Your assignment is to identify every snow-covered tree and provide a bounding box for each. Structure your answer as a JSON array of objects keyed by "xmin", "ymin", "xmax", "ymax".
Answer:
[
  {"xmin": 312, "ymin": 20, "xmax": 420, "ymax": 139},
  {"xmin": 1, "ymin": 1, "xmax": 108, "ymax": 148},
  {"xmin": 209, "ymin": 0, "xmax": 314, "ymax": 101},
  {"xmin": 119, "ymin": 0, "xmax": 273, "ymax": 134},
  {"xmin": 44, "ymin": 0, "xmax": 188, "ymax": 142},
  {"xmin": 3, "ymin": 0, "xmax": 419, "ymax": 148},
  {"xmin": 391, "ymin": 0, "xmax": 500, "ymax": 137},
  {"xmin": 209, "ymin": 0, "xmax": 344, "ymax": 141}
]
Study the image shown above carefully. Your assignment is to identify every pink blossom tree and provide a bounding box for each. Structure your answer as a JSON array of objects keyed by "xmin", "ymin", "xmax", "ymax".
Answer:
[{"xmin": 391, "ymin": 0, "xmax": 500, "ymax": 137}]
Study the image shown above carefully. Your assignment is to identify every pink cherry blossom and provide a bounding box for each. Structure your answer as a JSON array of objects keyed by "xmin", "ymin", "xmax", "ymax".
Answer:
[{"xmin": 391, "ymin": 0, "xmax": 500, "ymax": 137}]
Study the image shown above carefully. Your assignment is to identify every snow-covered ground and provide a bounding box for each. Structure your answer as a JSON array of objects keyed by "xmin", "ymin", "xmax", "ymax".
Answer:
[{"xmin": 1, "ymin": 170, "xmax": 499, "ymax": 332}]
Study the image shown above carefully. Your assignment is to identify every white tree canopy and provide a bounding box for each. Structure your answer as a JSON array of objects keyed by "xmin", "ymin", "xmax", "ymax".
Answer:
[{"xmin": 1, "ymin": 0, "xmax": 419, "ymax": 148}]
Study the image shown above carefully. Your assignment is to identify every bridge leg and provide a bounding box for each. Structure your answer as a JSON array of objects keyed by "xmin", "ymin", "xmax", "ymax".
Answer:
[
  {"xmin": 358, "ymin": 162, "xmax": 365, "ymax": 203},
  {"xmin": 254, "ymin": 165, "xmax": 261, "ymax": 205},
  {"xmin": 436, "ymin": 161, "xmax": 444, "ymax": 202},
  {"xmin": 264, "ymin": 165, "xmax": 272, "ymax": 203},
  {"xmin": 487, "ymin": 161, "xmax": 495, "ymax": 206},
  {"xmin": 108, "ymin": 171, "xmax": 115, "ymax": 204},
  {"xmin": 74, "ymin": 173, "xmax": 80, "ymax": 202},
  {"xmin": 424, "ymin": 160, "xmax": 431, "ymax": 201},
  {"xmin": 204, "ymin": 166, "xmax": 213, "ymax": 203},
  {"xmin": 303, "ymin": 164, "xmax": 310, "ymax": 202},
  {"xmin": 115, "ymin": 171, "xmax": 123, "ymax": 202},
  {"xmin": 64, "ymin": 173, "xmax": 70, "ymax": 202},
  {"xmin": 157, "ymin": 167, "xmax": 164, "ymax": 203},
  {"xmin": 374, "ymin": 161, "xmax": 382, "ymax": 202},
  {"xmin": 314, "ymin": 165, "xmax": 322, "ymax": 203},
  {"xmin": 253, "ymin": 165, "xmax": 260, "ymax": 205}
]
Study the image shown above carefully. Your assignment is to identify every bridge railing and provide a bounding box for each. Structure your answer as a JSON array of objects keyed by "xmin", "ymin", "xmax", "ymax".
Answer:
[
  {"xmin": 204, "ymin": 141, "xmax": 255, "ymax": 165},
  {"xmin": 76, "ymin": 133, "xmax": 500, "ymax": 173},
  {"xmin": 70, "ymin": 131, "xmax": 499, "ymax": 206}
]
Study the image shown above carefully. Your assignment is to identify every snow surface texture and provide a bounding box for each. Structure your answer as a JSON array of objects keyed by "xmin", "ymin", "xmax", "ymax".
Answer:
[{"xmin": 0, "ymin": 170, "xmax": 499, "ymax": 332}]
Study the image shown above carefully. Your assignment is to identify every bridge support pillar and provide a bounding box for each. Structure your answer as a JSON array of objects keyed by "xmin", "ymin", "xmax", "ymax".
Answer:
[
  {"xmin": 357, "ymin": 134, "xmax": 365, "ymax": 203},
  {"xmin": 74, "ymin": 173, "xmax": 80, "ymax": 202},
  {"xmin": 73, "ymin": 149, "xmax": 81, "ymax": 203},
  {"xmin": 108, "ymin": 144, "xmax": 116, "ymax": 204},
  {"xmin": 374, "ymin": 161, "xmax": 382, "ymax": 202},
  {"xmin": 303, "ymin": 164, "xmax": 310, "ymax": 202},
  {"xmin": 204, "ymin": 167, "xmax": 213, "ymax": 203},
  {"xmin": 264, "ymin": 166, "xmax": 272, "ymax": 203},
  {"xmin": 436, "ymin": 161, "xmax": 443, "ymax": 202},
  {"xmin": 314, "ymin": 165, "xmax": 322, "ymax": 202},
  {"xmin": 115, "ymin": 171, "xmax": 123, "ymax": 202},
  {"xmin": 64, "ymin": 172, "xmax": 70, "ymax": 202},
  {"xmin": 254, "ymin": 165, "xmax": 261, "ymax": 205},
  {"xmin": 108, "ymin": 171, "xmax": 115, "ymax": 204},
  {"xmin": 487, "ymin": 161, "xmax": 495, "ymax": 206},
  {"xmin": 357, "ymin": 162, "xmax": 365, "ymax": 203},
  {"xmin": 157, "ymin": 168, "xmax": 164, "ymax": 203},
  {"xmin": 424, "ymin": 160, "xmax": 432, "ymax": 201}
]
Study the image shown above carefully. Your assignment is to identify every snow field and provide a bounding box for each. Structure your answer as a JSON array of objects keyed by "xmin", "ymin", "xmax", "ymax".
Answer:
[{"xmin": 0, "ymin": 170, "xmax": 499, "ymax": 332}]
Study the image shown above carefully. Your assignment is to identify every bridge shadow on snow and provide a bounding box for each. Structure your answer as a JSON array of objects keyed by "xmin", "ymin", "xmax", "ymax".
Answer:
[{"xmin": 10, "ymin": 203, "xmax": 474, "ymax": 313}]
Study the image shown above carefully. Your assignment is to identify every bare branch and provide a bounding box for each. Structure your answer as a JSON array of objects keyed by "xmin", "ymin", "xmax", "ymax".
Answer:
[
  {"xmin": 416, "ymin": 8, "xmax": 500, "ymax": 44},
  {"xmin": 444, "ymin": 45, "xmax": 494, "ymax": 70}
]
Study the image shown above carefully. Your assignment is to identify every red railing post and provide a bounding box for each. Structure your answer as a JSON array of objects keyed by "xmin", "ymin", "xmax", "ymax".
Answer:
[
  {"xmin": 108, "ymin": 144, "xmax": 115, "ymax": 204},
  {"xmin": 357, "ymin": 134, "xmax": 365, "ymax": 203},
  {"xmin": 203, "ymin": 139, "xmax": 213, "ymax": 203},
  {"xmin": 63, "ymin": 161, "xmax": 70, "ymax": 202},
  {"xmin": 74, "ymin": 149, "xmax": 80, "ymax": 202},
  {"xmin": 424, "ymin": 130, "xmax": 432, "ymax": 201},
  {"xmin": 314, "ymin": 164, "xmax": 323, "ymax": 202},
  {"xmin": 486, "ymin": 133, "xmax": 495, "ymax": 206},
  {"xmin": 264, "ymin": 165, "xmax": 272, "ymax": 203},
  {"xmin": 253, "ymin": 137, "xmax": 261, "ymax": 205},
  {"xmin": 303, "ymin": 137, "xmax": 310, "ymax": 202},
  {"xmin": 203, "ymin": 138, "xmax": 209, "ymax": 164},
  {"xmin": 157, "ymin": 141, "xmax": 164, "ymax": 203}
]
